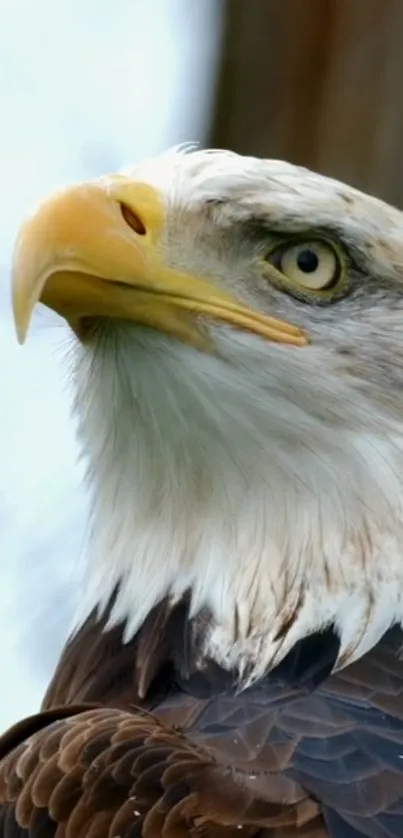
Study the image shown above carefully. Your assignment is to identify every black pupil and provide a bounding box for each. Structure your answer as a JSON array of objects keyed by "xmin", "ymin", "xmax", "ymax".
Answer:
[{"xmin": 296, "ymin": 249, "xmax": 319, "ymax": 273}]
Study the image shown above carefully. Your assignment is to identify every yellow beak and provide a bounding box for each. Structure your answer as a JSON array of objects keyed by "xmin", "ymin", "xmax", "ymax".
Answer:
[{"xmin": 12, "ymin": 175, "xmax": 307, "ymax": 349}]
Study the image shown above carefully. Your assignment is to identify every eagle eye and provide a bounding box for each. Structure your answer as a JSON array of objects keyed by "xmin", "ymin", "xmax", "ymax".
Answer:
[{"xmin": 265, "ymin": 239, "xmax": 344, "ymax": 297}]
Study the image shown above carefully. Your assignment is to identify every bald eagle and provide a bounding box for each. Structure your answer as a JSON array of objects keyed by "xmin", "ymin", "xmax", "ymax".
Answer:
[{"xmin": 2, "ymin": 148, "xmax": 403, "ymax": 838}]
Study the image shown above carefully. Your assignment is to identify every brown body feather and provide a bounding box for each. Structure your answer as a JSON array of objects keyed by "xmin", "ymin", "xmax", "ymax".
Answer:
[
  {"xmin": 0, "ymin": 705, "xmax": 323, "ymax": 838},
  {"xmin": 2, "ymin": 596, "xmax": 403, "ymax": 837}
]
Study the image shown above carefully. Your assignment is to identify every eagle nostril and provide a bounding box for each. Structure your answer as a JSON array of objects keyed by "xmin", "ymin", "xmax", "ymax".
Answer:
[{"xmin": 120, "ymin": 202, "xmax": 146, "ymax": 236}]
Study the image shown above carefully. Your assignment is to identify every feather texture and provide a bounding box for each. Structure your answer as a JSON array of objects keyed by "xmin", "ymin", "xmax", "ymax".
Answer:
[
  {"xmin": 0, "ymin": 704, "xmax": 324, "ymax": 837},
  {"xmin": 31, "ymin": 600, "xmax": 403, "ymax": 837},
  {"xmin": 3, "ymin": 605, "xmax": 403, "ymax": 835}
]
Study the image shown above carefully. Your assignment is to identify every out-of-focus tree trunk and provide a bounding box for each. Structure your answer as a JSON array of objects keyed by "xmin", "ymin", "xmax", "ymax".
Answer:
[{"xmin": 209, "ymin": 0, "xmax": 403, "ymax": 206}]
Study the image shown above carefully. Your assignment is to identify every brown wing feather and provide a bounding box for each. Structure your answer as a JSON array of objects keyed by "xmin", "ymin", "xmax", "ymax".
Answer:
[
  {"xmin": 39, "ymin": 597, "xmax": 403, "ymax": 838},
  {"xmin": 0, "ymin": 705, "xmax": 326, "ymax": 838}
]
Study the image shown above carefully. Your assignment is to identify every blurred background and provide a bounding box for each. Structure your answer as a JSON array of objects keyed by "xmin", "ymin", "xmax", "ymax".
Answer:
[{"xmin": 1, "ymin": 0, "xmax": 403, "ymax": 728}]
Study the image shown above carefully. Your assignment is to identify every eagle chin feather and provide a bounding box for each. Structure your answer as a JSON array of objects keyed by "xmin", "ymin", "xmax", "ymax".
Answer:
[{"xmin": 72, "ymin": 318, "xmax": 403, "ymax": 687}]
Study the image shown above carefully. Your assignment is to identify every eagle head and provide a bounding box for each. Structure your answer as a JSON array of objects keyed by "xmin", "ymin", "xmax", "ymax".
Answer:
[{"xmin": 11, "ymin": 148, "xmax": 403, "ymax": 686}]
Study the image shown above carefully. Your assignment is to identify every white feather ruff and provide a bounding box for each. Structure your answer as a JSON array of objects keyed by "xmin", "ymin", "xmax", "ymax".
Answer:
[{"xmin": 70, "ymin": 322, "xmax": 403, "ymax": 685}]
